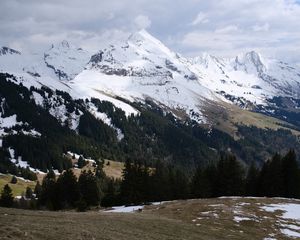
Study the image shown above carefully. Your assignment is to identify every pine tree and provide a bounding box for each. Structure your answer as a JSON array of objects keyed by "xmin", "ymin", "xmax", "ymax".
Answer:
[
  {"xmin": 282, "ymin": 150, "xmax": 300, "ymax": 198},
  {"xmin": 34, "ymin": 181, "xmax": 42, "ymax": 199},
  {"xmin": 56, "ymin": 169, "xmax": 80, "ymax": 208},
  {"xmin": 101, "ymin": 178, "xmax": 120, "ymax": 207},
  {"xmin": 216, "ymin": 154, "xmax": 245, "ymax": 197},
  {"xmin": 77, "ymin": 156, "xmax": 87, "ymax": 168},
  {"xmin": 78, "ymin": 170, "xmax": 101, "ymax": 206},
  {"xmin": 150, "ymin": 160, "xmax": 171, "ymax": 201},
  {"xmin": 25, "ymin": 187, "xmax": 33, "ymax": 199},
  {"xmin": 10, "ymin": 175, "xmax": 17, "ymax": 184},
  {"xmin": 39, "ymin": 170, "xmax": 59, "ymax": 210},
  {"xmin": 245, "ymin": 163, "xmax": 259, "ymax": 196},
  {"xmin": 0, "ymin": 184, "xmax": 14, "ymax": 207},
  {"xmin": 191, "ymin": 164, "xmax": 217, "ymax": 198},
  {"xmin": 259, "ymin": 153, "xmax": 284, "ymax": 197},
  {"xmin": 170, "ymin": 168, "xmax": 189, "ymax": 200},
  {"xmin": 120, "ymin": 159, "xmax": 151, "ymax": 204}
]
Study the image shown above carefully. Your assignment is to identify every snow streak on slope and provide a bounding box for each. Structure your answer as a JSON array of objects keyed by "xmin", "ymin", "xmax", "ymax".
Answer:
[{"xmin": 87, "ymin": 102, "xmax": 124, "ymax": 140}]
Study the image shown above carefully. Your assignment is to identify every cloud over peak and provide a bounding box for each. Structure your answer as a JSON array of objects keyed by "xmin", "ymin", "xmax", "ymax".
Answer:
[{"xmin": 0, "ymin": 0, "xmax": 299, "ymax": 64}]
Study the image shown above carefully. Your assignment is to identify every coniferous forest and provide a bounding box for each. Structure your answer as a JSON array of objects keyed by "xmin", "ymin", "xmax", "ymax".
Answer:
[
  {"xmin": 1, "ymin": 150, "xmax": 300, "ymax": 211},
  {"xmin": 1, "ymin": 73, "xmax": 300, "ymax": 210}
]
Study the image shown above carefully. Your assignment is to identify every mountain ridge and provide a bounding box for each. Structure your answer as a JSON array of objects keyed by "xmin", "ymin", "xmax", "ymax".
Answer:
[{"xmin": 1, "ymin": 29, "xmax": 300, "ymax": 136}]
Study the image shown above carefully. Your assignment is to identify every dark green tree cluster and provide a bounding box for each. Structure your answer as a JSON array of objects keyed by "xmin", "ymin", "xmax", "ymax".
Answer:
[
  {"xmin": 77, "ymin": 156, "xmax": 87, "ymax": 168},
  {"xmin": 191, "ymin": 154, "xmax": 245, "ymax": 198},
  {"xmin": 191, "ymin": 150, "xmax": 300, "ymax": 199},
  {"xmin": 0, "ymin": 184, "xmax": 14, "ymax": 207},
  {"xmin": 119, "ymin": 159, "xmax": 189, "ymax": 205},
  {"xmin": 255, "ymin": 150, "xmax": 300, "ymax": 198},
  {"xmin": 37, "ymin": 169, "xmax": 102, "ymax": 211}
]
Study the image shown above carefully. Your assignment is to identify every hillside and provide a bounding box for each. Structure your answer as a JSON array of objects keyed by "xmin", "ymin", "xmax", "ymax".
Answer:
[
  {"xmin": 0, "ymin": 197, "xmax": 299, "ymax": 240},
  {"xmin": 1, "ymin": 72, "xmax": 300, "ymax": 179},
  {"xmin": 1, "ymin": 30, "xmax": 300, "ymax": 177}
]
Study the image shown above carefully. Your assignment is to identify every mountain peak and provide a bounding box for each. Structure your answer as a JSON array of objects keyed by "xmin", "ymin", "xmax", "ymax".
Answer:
[
  {"xmin": 60, "ymin": 40, "xmax": 70, "ymax": 48},
  {"xmin": 49, "ymin": 40, "xmax": 71, "ymax": 51},
  {"xmin": 128, "ymin": 29, "xmax": 154, "ymax": 42},
  {"xmin": 127, "ymin": 29, "xmax": 175, "ymax": 59},
  {"xmin": 234, "ymin": 50, "xmax": 266, "ymax": 73}
]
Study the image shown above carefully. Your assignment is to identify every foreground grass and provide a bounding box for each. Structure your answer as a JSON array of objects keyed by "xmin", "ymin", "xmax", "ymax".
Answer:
[
  {"xmin": 144, "ymin": 197, "xmax": 300, "ymax": 239},
  {"xmin": 1, "ymin": 197, "xmax": 300, "ymax": 239},
  {"xmin": 0, "ymin": 208, "xmax": 205, "ymax": 240}
]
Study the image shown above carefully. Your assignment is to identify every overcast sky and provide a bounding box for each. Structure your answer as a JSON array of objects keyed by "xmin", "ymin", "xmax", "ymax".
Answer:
[{"xmin": 1, "ymin": 0, "xmax": 300, "ymax": 65}]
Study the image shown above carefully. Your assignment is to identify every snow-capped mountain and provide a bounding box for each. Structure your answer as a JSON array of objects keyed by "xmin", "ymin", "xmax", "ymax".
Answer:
[
  {"xmin": 44, "ymin": 40, "xmax": 90, "ymax": 81},
  {"xmin": 1, "ymin": 29, "xmax": 300, "ymax": 125},
  {"xmin": 187, "ymin": 51, "xmax": 300, "ymax": 107},
  {"xmin": 0, "ymin": 40, "xmax": 91, "ymax": 93},
  {"xmin": 2, "ymin": 30, "xmax": 300, "ymax": 175},
  {"xmin": 70, "ymin": 29, "xmax": 217, "ymax": 122}
]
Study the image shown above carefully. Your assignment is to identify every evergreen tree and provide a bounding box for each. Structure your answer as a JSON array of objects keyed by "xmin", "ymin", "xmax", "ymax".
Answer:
[
  {"xmin": 101, "ymin": 178, "xmax": 121, "ymax": 207},
  {"xmin": 169, "ymin": 168, "xmax": 189, "ymax": 200},
  {"xmin": 258, "ymin": 153, "xmax": 284, "ymax": 197},
  {"xmin": 150, "ymin": 160, "xmax": 171, "ymax": 201},
  {"xmin": 0, "ymin": 184, "xmax": 14, "ymax": 207},
  {"xmin": 10, "ymin": 175, "xmax": 17, "ymax": 184},
  {"xmin": 245, "ymin": 163, "xmax": 259, "ymax": 196},
  {"xmin": 78, "ymin": 170, "xmax": 101, "ymax": 206},
  {"xmin": 120, "ymin": 159, "xmax": 150, "ymax": 204},
  {"xmin": 282, "ymin": 150, "xmax": 300, "ymax": 198},
  {"xmin": 56, "ymin": 169, "xmax": 80, "ymax": 208},
  {"xmin": 191, "ymin": 164, "xmax": 217, "ymax": 198},
  {"xmin": 25, "ymin": 187, "xmax": 33, "ymax": 199},
  {"xmin": 77, "ymin": 156, "xmax": 87, "ymax": 169},
  {"xmin": 39, "ymin": 170, "xmax": 59, "ymax": 210},
  {"xmin": 34, "ymin": 181, "xmax": 42, "ymax": 199},
  {"xmin": 216, "ymin": 154, "xmax": 245, "ymax": 196}
]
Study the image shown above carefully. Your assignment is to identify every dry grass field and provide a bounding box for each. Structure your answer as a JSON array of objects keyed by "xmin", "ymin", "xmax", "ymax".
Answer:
[
  {"xmin": 0, "ymin": 197, "xmax": 299, "ymax": 240},
  {"xmin": 0, "ymin": 175, "xmax": 36, "ymax": 197}
]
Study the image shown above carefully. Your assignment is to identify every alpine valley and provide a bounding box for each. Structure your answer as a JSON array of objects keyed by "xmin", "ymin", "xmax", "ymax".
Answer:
[{"xmin": 1, "ymin": 29, "xmax": 300, "ymax": 175}]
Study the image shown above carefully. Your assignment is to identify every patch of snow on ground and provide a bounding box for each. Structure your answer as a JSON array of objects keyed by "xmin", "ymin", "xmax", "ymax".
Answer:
[
  {"xmin": 0, "ymin": 113, "xmax": 41, "ymax": 138},
  {"xmin": 234, "ymin": 216, "xmax": 253, "ymax": 223},
  {"xmin": 21, "ymin": 129, "xmax": 42, "ymax": 137},
  {"xmin": 106, "ymin": 205, "xmax": 144, "ymax": 213},
  {"xmin": 261, "ymin": 203, "xmax": 300, "ymax": 238},
  {"xmin": 280, "ymin": 228, "xmax": 300, "ymax": 238},
  {"xmin": 0, "ymin": 114, "xmax": 22, "ymax": 128},
  {"xmin": 105, "ymin": 201, "xmax": 168, "ymax": 213},
  {"xmin": 31, "ymin": 91, "xmax": 44, "ymax": 106},
  {"xmin": 261, "ymin": 203, "xmax": 300, "ymax": 221}
]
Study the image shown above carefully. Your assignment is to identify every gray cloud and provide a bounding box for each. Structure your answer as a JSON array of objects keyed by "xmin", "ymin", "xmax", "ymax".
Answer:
[{"xmin": 0, "ymin": 0, "xmax": 300, "ymax": 63}]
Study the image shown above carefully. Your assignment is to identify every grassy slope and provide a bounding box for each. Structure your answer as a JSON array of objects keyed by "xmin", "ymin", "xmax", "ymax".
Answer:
[
  {"xmin": 0, "ymin": 159, "xmax": 124, "ymax": 197},
  {"xmin": 0, "ymin": 175, "xmax": 36, "ymax": 197},
  {"xmin": 0, "ymin": 197, "xmax": 299, "ymax": 239},
  {"xmin": 103, "ymin": 160, "xmax": 124, "ymax": 179},
  {"xmin": 203, "ymin": 100, "xmax": 300, "ymax": 139},
  {"xmin": 72, "ymin": 159, "xmax": 124, "ymax": 179}
]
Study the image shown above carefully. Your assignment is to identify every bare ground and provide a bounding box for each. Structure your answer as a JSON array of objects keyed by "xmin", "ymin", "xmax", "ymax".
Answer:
[{"xmin": 0, "ymin": 197, "xmax": 299, "ymax": 240}]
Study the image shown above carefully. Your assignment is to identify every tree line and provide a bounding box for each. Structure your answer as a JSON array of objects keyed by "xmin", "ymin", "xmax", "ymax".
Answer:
[{"xmin": 1, "ymin": 150, "xmax": 300, "ymax": 210}]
